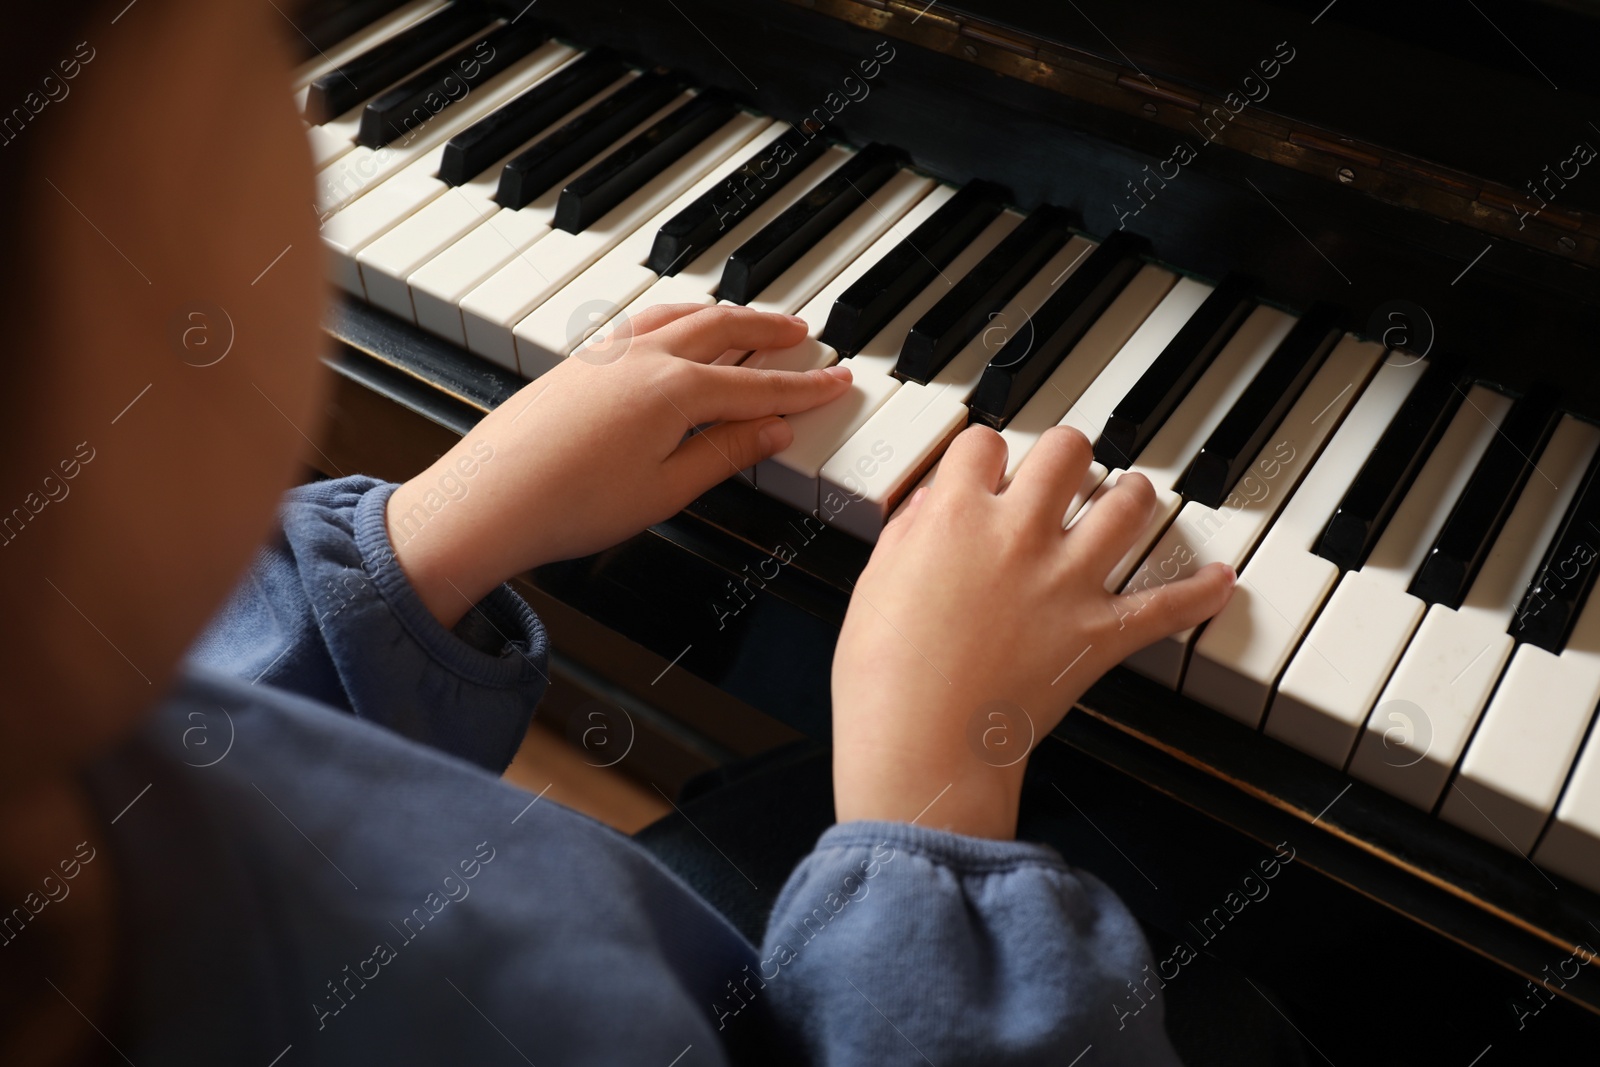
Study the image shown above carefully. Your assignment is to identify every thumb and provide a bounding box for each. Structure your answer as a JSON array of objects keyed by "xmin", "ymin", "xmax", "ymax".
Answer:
[
  {"xmin": 662, "ymin": 416, "xmax": 793, "ymax": 496},
  {"xmin": 874, "ymin": 484, "xmax": 929, "ymax": 555}
]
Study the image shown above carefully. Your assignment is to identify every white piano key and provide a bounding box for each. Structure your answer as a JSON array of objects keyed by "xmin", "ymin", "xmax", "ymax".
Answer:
[
  {"xmin": 307, "ymin": 122, "xmax": 360, "ymax": 169},
  {"xmin": 526, "ymin": 262, "xmax": 661, "ymax": 376},
  {"xmin": 311, "ymin": 107, "xmax": 365, "ymax": 168},
  {"xmin": 308, "ymin": 32, "xmax": 453, "ymax": 166},
  {"xmin": 769, "ymin": 184, "xmax": 966, "ymax": 342},
  {"xmin": 911, "ymin": 235, "xmax": 1101, "ymax": 403},
  {"xmin": 1183, "ymin": 355, "xmax": 1428, "ymax": 725},
  {"xmin": 1274, "ymin": 573, "xmax": 1431, "ymax": 767},
  {"xmin": 1049, "ymin": 275, "xmax": 1209, "ymax": 531},
  {"xmin": 1347, "ymin": 606, "xmax": 1514, "ymax": 811},
  {"xmin": 816, "ymin": 385, "xmax": 968, "ymax": 540},
  {"xmin": 458, "ymin": 112, "xmax": 771, "ymax": 367},
  {"xmin": 357, "ymin": 69, "xmax": 638, "ymax": 319},
  {"xmin": 809, "ymin": 223, "xmax": 1118, "ymax": 540},
  {"xmin": 743, "ymin": 169, "xmax": 936, "ymax": 316},
  {"xmin": 405, "ymin": 89, "xmax": 701, "ymax": 347},
  {"xmin": 1361, "ymin": 391, "xmax": 1515, "ymax": 584},
  {"xmin": 360, "ymin": 187, "xmax": 503, "ymax": 318},
  {"xmin": 315, "ymin": 43, "xmax": 580, "ymax": 217},
  {"xmin": 510, "ymin": 123, "xmax": 802, "ymax": 372},
  {"xmin": 1053, "ymin": 277, "xmax": 1213, "ymax": 445},
  {"xmin": 571, "ymin": 143, "xmax": 903, "ymax": 376},
  {"xmin": 516, "ymin": 256, "xmax": 677, "ymax": 370},
  {"xmin": 1038, "ymin": 269, "xmax": 1206, "ymax": 527},
  {"xmin": 550, "ymin": 160, "xmax": 934, "ymax": 371},
  {"xmin": 758, "ymin": 368, "xmax": 901, "ymax": 513},
  {"xmin": 317, "ymin": 45, "xmax": 535, "ymax": 208},
  {"xmin": 314, "ymin": 42, "xmax": 580, "ymax": 288},
  {"xmin": 1084, "ymin": 306, "xmax": 1296, "ymax": 591},
  {"xmin": 1121, "ymin": 335, "xmax": 1384, "ymax": 688},
  {"xmin": 1349, "ymin": 415, "xmax": 1600, "ymax": 810},
  {"xmin": 409, "ymin": 206, "xmax": 557, "ymax": 346},
  {"xmin": 1446, "ymin": 635, "xmax": 1600, "ymax": 854},
  {"xmin": 561, "ymin": 144, "xmax": 856, "ymax": 366},
  {"xmin": 998, "ymin": 266, "xmax": 1186, "ymax": 486},
  {"xmin": 745, "ymin": 206, "xmax": 1017, "ymax": 511},
  {"xmin": 321, "ymin": 151, "xmax": 458, "ymax": 294},
  {"xmin": 1460, "ymin": 417, "xmax": 1597, "ymax": 619},
  {"xmin": 846, "ymin": 209, "xmax": 1026, "ymax": 379},
  {"xmin": 675, "ymin": 148, "xmax": 857, "ymax": 296},
  {"xmin": 898, "ymin": 260, "xmax": 1180, "ymax": 526},
  {"xmin": 1534, "ymin": 610, "xmax": 1600, "ymax": 891},
  {"xmin": 1263, "ymin": 387, "xmax": 1511, "ymax": 766},
  {"xmin": 589, "ymin": 274, "xmax": 719, "ymax": 352},
  {"xmin": 742, "ymin": 184, "xmax": 965, "ymax": 374}
]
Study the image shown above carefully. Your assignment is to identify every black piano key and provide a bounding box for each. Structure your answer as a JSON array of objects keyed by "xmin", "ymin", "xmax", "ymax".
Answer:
[
  {"xmin": 496, "ymin": 71, "xmax": 685, "ymax": 211},
  {"xmin": 1178, "ymin": 304, "xmax": 1344, "ymax": 509},
  {"xmin": 1093, "ymin": 275, "xmax": 1256, "ymax": 470},
  {"xmin": 1408, "ymin": 385, "xmax": 1561, "ymax": 609},
  {"xmin": 1512, "ymin": 431, "xmax": 1600, "ymax": 651},
  {"xmin": 553, "ymin": 91, "xmax": 739, "ymax": 234},
  {"xmin": 646, "ymin": 130, "xmax": 831, "ymax": 276},
  {"xmin": 305, "ymin": 3, "xmax": 491, "ymax": 126},
  {"xmin": 438, "ymin": 52, "xmax": 629, "ymax": 186},
  {"xmin": 297, "ymin": 0, "xmax": 412, "ymax": 61},
  {"xmin": 357, "ymin": 20, "xmax": 549, "ymax": 149},
  {"xmin": 817, "ymin": 181, "xmax": 1007, "ymax": 359},
  {"xmin": 967, "ymin": 231, "xmax": 1149, "ymax": 431},
  {"xmin": 894, "ymin": 205, "xmax": 1074, "ymax": 385},
  {"xmin": 718, "ymin": 143, "xmax": 904, "ymax": 306},
  {"xmin": 1313, "ymin": 354, "xmax": 1466, "ymax": 572}
]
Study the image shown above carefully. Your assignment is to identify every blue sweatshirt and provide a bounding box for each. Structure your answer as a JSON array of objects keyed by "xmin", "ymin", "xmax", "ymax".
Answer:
[{"xmin": 81, "ymin": 476, "xmax": 1183, "ymax": 1065}]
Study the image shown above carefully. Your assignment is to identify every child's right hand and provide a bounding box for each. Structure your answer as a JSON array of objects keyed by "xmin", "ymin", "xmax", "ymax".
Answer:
[{"xmin": 830, "ymin": 424, "xmax": 1235, "ymax": 840}]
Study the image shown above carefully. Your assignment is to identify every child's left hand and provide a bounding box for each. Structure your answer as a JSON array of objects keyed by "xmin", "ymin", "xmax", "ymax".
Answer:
[{"xmin": 386, "ymin": 304, "xmax": 851, "ymax": 627}]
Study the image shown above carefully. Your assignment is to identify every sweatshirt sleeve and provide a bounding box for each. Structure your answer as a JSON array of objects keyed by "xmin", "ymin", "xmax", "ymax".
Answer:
[
  {"xmin": 755, "ymin": 820, "xmax": 1184, "ymax": 1066},
  {"xmin": 185, "ymin": 475, "xmax": 548, "ymax": 772}
]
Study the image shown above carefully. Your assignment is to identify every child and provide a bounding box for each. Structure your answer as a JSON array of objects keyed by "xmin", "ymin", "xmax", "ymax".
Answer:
[{"xmin": 0, "ymin": 2, "xmax": 1234, "ymax": 1063}]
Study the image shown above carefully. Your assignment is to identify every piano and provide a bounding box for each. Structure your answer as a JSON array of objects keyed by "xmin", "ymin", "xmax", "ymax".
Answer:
[{"xmin": 292, "ymin": 0, "xmax": 1600, "ymax": 1054}]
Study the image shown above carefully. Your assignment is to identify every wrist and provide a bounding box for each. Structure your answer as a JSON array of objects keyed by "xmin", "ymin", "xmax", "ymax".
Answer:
[
  {"xmin": 833, "ymin": 746, "xmax": 1028, "ymax": 840},
  {"xmin": 384, "ymin": 480, "xmax": 499, "ymax": 629}
]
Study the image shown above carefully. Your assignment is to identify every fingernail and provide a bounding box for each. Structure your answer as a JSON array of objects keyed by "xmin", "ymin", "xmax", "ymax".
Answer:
[
  {"xmin": 787, "ymin": 315, "xmax": 809, "ymax": 327},
  {"xmin": 759, "ymin": 418, "xmax": 792, "ymax": 452},
  {"xmin": 824, "ymin": 364, "xmax": 852, "ymax": 381},
  {"xmin": 1220, "ymin": 564, "xmax": 1236, "ymax": 585}
]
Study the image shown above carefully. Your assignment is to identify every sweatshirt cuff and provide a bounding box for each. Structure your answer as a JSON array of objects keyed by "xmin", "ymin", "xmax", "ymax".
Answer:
[
  {"xmin": 815, "ymin": 819, "xmax": 1070, "ymax": 874},
  {"xmin": 352, "ymin": 481, "xmax": 548, "ymax": 690}
]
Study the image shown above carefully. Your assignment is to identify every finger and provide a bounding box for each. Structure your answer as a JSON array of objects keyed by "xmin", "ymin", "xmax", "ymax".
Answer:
[
  {"xmin": 1065, "ymin": 471, "xmax": 1156, "ymax": 579},
  {"xmin": 621, "ymin": 302, "xmax": 713, "ymax": 336},
  {"xmin": 578, "ymin": 303, "xmax": 709, "ymax": 360},
  {"xmin": 938, "ymin": 425, "xmax": 1008, "ymax": 497},
  {"xmin": 679, "ymin": 361, "xmax": 852, "ymax": 424},
  {"xmin": 660, "ymin": 415, "xmax": 792, "ymax": 496},
  {"xmin": 651, "ymin": 304, "xmax": 810, "ymax": 363},
  {"xmin": 1110, "ymin": 561, "xmax": 1236, "ymax": 648},
  {"xmin": 1004, "ymin": 425, "xmax": 1092, "ymax": 525},
  {"xmin": 876, "ymin": 485, "xmax": 930, "ymax": 554}
]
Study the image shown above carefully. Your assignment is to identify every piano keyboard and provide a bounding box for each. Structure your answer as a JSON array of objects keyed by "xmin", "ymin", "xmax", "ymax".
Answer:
[{"xmin": 306, "ymin": 3, "xmax": 1600, "ymax": 898}]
